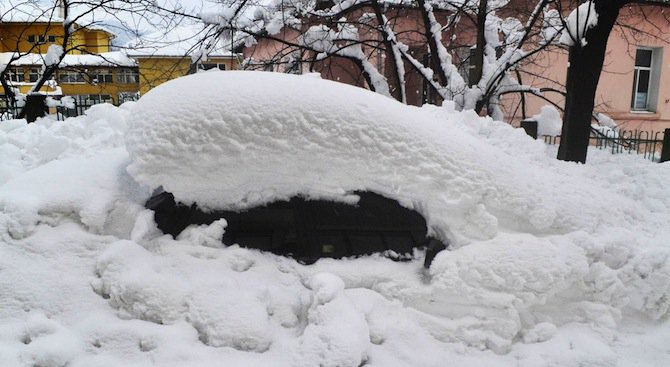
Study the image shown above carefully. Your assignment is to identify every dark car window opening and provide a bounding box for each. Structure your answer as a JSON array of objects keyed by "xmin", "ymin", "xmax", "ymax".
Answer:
[{"xmin": 146, "ymin": 191, "xmax": 447, "ymax": 267}]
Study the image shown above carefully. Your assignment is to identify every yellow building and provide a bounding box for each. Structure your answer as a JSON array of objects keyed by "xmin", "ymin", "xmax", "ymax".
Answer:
[
  {"xmin": 127, "ymin": 26, "xmax": 240, "ymax": 95},
  {"xmin": 1, "ymin": 3, "xmax": 239, "ymax": 114},
  {"xmin": 0, "ymin": 3, "xmax": 140, "ymax": 108}
]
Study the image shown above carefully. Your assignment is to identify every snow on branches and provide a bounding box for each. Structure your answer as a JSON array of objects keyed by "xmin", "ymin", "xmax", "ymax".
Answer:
[{"xmin": 199, "ymin": 0, "xmax": 573, "ymax": 116}]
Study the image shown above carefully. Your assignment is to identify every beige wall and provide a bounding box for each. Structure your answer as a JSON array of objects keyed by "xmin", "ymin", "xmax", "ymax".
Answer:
[{"xmin": 502, "ymin": 5, "xmax": 670, "ymax": 133}]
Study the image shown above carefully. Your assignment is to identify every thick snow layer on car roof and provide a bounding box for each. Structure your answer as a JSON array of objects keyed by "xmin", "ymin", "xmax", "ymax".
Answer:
[
  {"xmin": 1, "ymin": 74, "xmax": 669, "ymax": 366},
  {"xmin": 127, "ymin": 71, "xmax": 646, "ymax": 244}
]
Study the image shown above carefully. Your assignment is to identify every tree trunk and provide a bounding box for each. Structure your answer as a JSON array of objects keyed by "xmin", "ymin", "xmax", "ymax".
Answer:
[
  {"xmin": 23, "ymin": 94, "xmax": 48, "ymax": 123},
  {"xmin": 557, "ymin": 0, "xmax": 623, "ymax": 163}
]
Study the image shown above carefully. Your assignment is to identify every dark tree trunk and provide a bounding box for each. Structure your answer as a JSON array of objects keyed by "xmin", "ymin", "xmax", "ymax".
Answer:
[
  {"xmin": 557, "ymin": 0, "xmax": 624, "ymax": 163},
  {"xmin": 472, "ymin": 0, "xmax": 489, "ymax": 114},
  {"xmin": 23, "ymin": 94, "xmax": 48, "ymax": 123},
  {"xmin": 416, "ymin": 0, "xmax": 448, "ymax": 86}
]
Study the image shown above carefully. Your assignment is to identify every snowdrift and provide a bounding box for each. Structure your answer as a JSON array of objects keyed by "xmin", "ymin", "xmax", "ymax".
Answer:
[{"xmin": 0, "ymin": 71, "xmax": 668, "ymax": 366}]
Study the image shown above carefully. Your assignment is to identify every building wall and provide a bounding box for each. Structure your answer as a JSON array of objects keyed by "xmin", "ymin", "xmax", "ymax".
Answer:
[
  {"xmin": 0, "ymin": 23, "xmax": 111, "ymax": 54},
  {"xmin": 243, "ymin": 3, "xmax": 670, "ymax": 133},
  {"xmin": 9, "ymin": 66, "xmax": 139, "ymax": 105},
  {"xmin": 242, "ymin": 6, "xmax": 479, "ymax": 106},
  {"xmin": 502, "ymin": 5, "xmax": 670, "ymax": 133},
  {"xmin": 136, "ymin": 57, "xmax": 237, "ymax": 95}
]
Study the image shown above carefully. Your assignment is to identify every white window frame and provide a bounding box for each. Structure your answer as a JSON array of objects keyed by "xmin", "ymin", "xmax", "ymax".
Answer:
[
  {"xmin": 199, "ymin": 63, "xmax": 227, "ymax": 71},
  {"xmin": 631, "ymin": 47, "xmax": 663, "ymax": 112},
  {"xmin": 28, "ymin": 68, "xmax": 42, "ymax": 83},
  {"xmin": 91, "ymin": 68, "xmax": 113, "ymax": 84},
  {"xmin": 116, "ymin": 68, "xmax": 139, "ymax": 84},
  {"xmin": 75, "ymin": 94, "xmax": 112, "ymax": 106},
  {"xmin": 59, "ymin": 70, "xmax": 85, "ymax": 84},
  {"xmin": 5, "ymin": 68, "xmax": 25, "ymax": 83}
]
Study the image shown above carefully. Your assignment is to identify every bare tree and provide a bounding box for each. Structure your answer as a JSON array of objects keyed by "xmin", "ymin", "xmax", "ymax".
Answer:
[
  {"xmin": 0, "ymin": 0, "xmax": 189, "ymax": 122},
  {"xmin": 198, "ymin": 0, "xmax": 563, "ymax": 120},
  {"xmin": 556, "ymin": 0, "xmax": 670, "ymax": 163}
]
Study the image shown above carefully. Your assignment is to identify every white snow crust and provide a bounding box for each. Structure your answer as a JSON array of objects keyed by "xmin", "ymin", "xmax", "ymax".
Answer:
[
  {"xmin": 532, "ymin": 105, "xmax": 563, "ymax": 136},
  {"xmin": 560, "ymin": 1, "xmax": 599, "ymax": 47},
  {"xmin": 1, "ymin": 71, "xmax": 669, "ymax": 367}
]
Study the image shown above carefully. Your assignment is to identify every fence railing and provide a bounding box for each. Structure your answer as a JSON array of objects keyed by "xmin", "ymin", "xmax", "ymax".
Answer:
[
  {"xmin": 541, "ymin": 128, "xmax": 668, "ymax": 162},
  {"xmin": 55, "ymin": 102, "xmax": 95, "ymax": 121},
  {"xmin": 0, "ymin": 102, "xmax": 98, "ymax": 122}
]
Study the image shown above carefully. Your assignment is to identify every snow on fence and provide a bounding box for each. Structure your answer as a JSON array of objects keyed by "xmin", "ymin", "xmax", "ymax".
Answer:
[
  {"xmin": 543, "ymin": 128, "xmax": 669, "ymax": 162},
  {"xmin": 0, "ymin": 101, "xmax": 97, "ymax": 122}
]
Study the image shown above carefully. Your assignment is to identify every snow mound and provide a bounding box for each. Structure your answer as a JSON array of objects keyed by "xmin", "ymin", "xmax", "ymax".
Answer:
[
  {"xmin": 1, "ymin": 72, "xmax": 670, "ymax": 366},
  {"xmin": 127, "ymin": 71, "xmax": 638, "ymax": 245}
]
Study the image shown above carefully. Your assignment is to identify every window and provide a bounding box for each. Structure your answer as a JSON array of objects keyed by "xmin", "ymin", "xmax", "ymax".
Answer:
[
  {"xmin": 5, "ymin": 68, "xmax": 25, "ymax": 83},
  {"xmin": 27, "ymin": 35, "xmax": 35, "ymax": 43},
  {"xmin": 200, "ymin": 63, "xmax": 226, "ymax": 71},
  {"xmin": 118, "ymin": 92, "xmax": 140, "ymax": 104},
  {"xmin": 59, "ymin": 70, "xmax": 84, "ymax": 83},
  {"xmin": 74, "ymin": 94, "xmax": 112, "ymax": 106},
  {"xmin": 48, "ymin": 35, "xmax": 56, "ymax": 43},
  {"xmin": 29, "ymin": 68, "xmax": 42, "ymax": 83},
  {"xmin": 38, "ymin": 35, "xmax": 45, "ymax": 43},
  {"xmin": 91, "ymin": 69, "xmax": 113, "ymax": 84},
  {"xmin": 631, "ymin": 48, "xmax": 662, "ymax": 112},
  {"xmin": 116, "ymin": 68, "xmax": 139, "ymax": 84}
]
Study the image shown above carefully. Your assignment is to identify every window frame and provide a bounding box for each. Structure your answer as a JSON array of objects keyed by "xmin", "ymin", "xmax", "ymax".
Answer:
[
  {"xmin": 58, "ymin": 70, "xmax": 85, "ymax": 84},
  {"xmin": 5, "ymin": 68, "xmax": 25, "ymax": 83},
  {"xmin": 630, "ymin": 47, "xmax": 663, "ymax": 113},
  {"xmin": 200, "ymin": 63, "xmax": 227, "ymax": 71},
  {"xmin": 91, "ymin": 68, "xmax": 113, "ymax": 84},
  {"xmin": 28, "ymin": 68, "xmax": 42, "ymax": 83},
  {"xmin": 116, "ymin": 68, "xmax": 139, "ymax": 84}
]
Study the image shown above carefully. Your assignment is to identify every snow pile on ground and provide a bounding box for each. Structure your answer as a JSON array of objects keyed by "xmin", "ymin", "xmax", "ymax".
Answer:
[
  {"xmin": 531, "ymin": 105, "xmax": 563, "ymax": 136},
  {"xmin": 1, "ymin": 71, "xmax": 669, "ymax": 366}
]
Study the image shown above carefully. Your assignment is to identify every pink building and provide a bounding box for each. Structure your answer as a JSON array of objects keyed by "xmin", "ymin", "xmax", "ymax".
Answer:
[
  {"xmin": 505, "ymin": 5, "xmax": 670, "ymax": 133},
  {"xmin": 242, "ymin": 3, "xmax": 670, "ymax": 133}
]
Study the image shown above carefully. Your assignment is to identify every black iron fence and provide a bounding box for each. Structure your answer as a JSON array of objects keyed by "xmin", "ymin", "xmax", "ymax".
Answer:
[
  {"xmin": 541, "ymin": 128, "xmax": 669, "ymax": 162},
  {"xmin": 0, "ymin": 102, "xmax": 97, "ymax": 122},
  {"xmin": 55, "ymin": 102, "xmax": 95, "ymax": 121},
  {"xmin": 0, "ymin": 105, "xmax": 21, "ymax": 121}
]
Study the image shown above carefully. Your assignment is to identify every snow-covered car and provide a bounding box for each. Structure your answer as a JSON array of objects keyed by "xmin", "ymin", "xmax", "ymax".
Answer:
[
  {"xmin": 1, "ymin": 70, "xmax": 669, "ymax": 367},
  {"xmin": 146, "ymin": 189, "xmax": 447, "ymax": 266},
  {"xmin": 128, "ymin": 71, "xmax": 463, "ymax": 266}
]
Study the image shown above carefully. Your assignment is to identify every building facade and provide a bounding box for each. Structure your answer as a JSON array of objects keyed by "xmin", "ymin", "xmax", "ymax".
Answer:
[
  {"xmin": 1, "ymin": 4, "xmax": 240, "ymax": 115},
  {"xmin": 242, "ymin": 2, "xmax": 670, "ymax": 133}
]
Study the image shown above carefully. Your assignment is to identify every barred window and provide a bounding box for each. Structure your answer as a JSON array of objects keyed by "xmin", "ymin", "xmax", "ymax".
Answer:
[
  {"xmin": 91, "ymin": 69, "xmax": 113, "ymax": 84},
  {"xmin": 5, "ymin": 68, "xmax": 25, "ymax": 82},
  {"xmin": 116, "ymin": 68, "xmax": 139, "ymax": 84},
  {"xmin": 29, "ymin": 68, "xmax": 42, "ymax": 83},
  {"xmin": 75, "ymin": 94, "xmax": 113, "ymax": 106},
  {"xmin": 59, "ymin": 70, "xmax": 84, "ymax": 83},
  {"xmin": 200, "ymin": 63, "xmax": 226, "ymax": 71}
]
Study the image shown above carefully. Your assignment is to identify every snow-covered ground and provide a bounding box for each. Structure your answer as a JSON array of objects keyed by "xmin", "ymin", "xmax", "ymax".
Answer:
[{"xmin": 1, "ymin": 71, "xmax": 669, "ymax": 366}]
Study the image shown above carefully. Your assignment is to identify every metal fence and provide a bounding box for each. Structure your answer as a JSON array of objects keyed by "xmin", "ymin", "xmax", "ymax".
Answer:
[
  {"xmin": 0, "ymin": 102, "xmax": 97, "ymax": 122},
  {"xmin": 543, "ymin": 128, "xmax": 667, "ymax": 162},
  {"xmin": 55, "ymin": 102, "xmax": 95, "ymax": 120}
]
